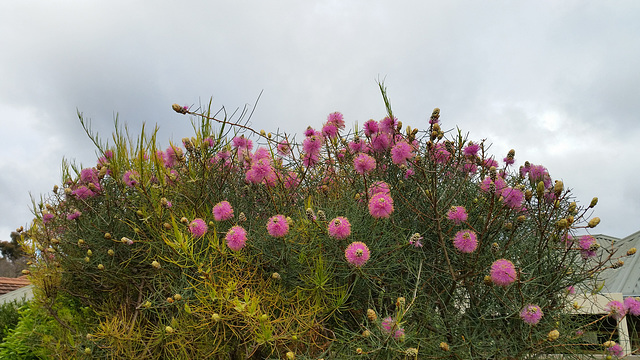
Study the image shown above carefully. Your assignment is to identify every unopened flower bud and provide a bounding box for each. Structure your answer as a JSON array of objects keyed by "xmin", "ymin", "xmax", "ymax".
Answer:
[
  {"xmin": 172, "ymin": 103, "xmax": 187, "ymax": 114},
  {"xmin": 589, "ymin": 197, "xmax": 598, "ymax": 208},
  {"xmin": 165, "ymin": 325, "xmax": 174, "ymax": 333},
  {"xmin": 554, "ymin": 180, "xmax": 564, "ymax": 195},
  {"xmin": 272, "ymin": 272, "xmax": 281, "ymax": 280},
  {"xmin": 84, "ymin": 257, "xmax": 90, "ymax": 263},
  {"xmin": 556, "ymin": 219, "xmax": 568, "ymax": 229},
  {"xmin": 603, "ymin": 340, "xmax": 615, "ymax": 348},
  {"xmin": 180, "ymin": 217, "xmax": 188, "ymax": 224},
  {"xmin": 628, "ymin": 248, "xmax": 637, "ymax": 256},
  {"xmin": 84, "ymin": 347, "xmax": 92, "ymax": 354},
  {"xmin": 286, "ymin": 351, "xmax": 295, "ymax": 360},
  {"xmin": 588, "ymin": 217, "xmax": 600, "ymax": 228},
  {"xmin": 362, "ymin": 330, "xmax": 371, "ymax": 337},
  {"xmin": 97, "ymin": 264, "xmax": 104, "ymax": 270},
  {"xmin": 517, "ymin": 215, "xmax": 526, "ymax": 223},
  {"xmin": 212, "ymin": 313, "xmax": 221, "ymax": 322},
  {"xmin": 525, "ymin": 190, "xmax": 533, "ymax": 202},
  {"xmin": 484, "ymin": 275, "xmax": 492, "ymax": 285},
  {"xmin": 53, "ymin": 185, "xmax": 59, "ymax": 193},
  {"xmin": 406, "ymin": 348, "xmax": 418, "ymax": 356},
  {"xmin": 238, "ymin": 212, "xmax": 247, "ymax": 222},
  {"xmin": 163, "ymin": 223, "xmax": 172, "ymax": 230},
  {"xmin": 396, "ymin": 297, "xmax": 406, "ymax": 308},
  {"xmin": 440, "ymin": 342, "xmax": 450, "ymax": 351},
  {"xmin": 548, "ymin": 329, "xmax": 560, "ymax": 341},
  {"xmin": 104, "ymin": 233, "xmax": 112, "ymax": 240},
  {"xmin": 151, "ymin": 260, "xmax": 161, "ymax": 269},
  {"xmin": 174, "ymin": 294, "xmax": 182, "ymax": 301},
  {"xmin": 569, "ymin": 202, "xmax": 577, "ymax": 214},
  {"xmin": 21, "ymin": 269, "xmax": 30, "ymax": 275},
  {"xmin": 612, "ymin": 260, "xmax": 624, "ymax": 269},
  {"xmin": 367, "ymin": 308, "xmax": 377, "ymax": 321},
  {"xmin": 316, "ymin": 210, "xmax": 326, "ymax": 221},
  {"xmin": 491, "ymin": 242, "xmax": 499, "ymax": 252},
  {"xmin": 306, "ymin": 208, "xmax": 316, "ymax": 221},
  {"xmin": 356, "ymin": 348, "xmax": 363, "ymax": 355},
  {"xmin": 536, "ymin": 181, "xmax": 545, "ymax": 197}
]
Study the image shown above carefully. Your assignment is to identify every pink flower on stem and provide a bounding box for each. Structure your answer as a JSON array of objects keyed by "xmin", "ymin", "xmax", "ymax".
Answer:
[
  {"xmin": 381, "ymin": 317, "xmax": 396, "ymax": 333},
  {"xmin": 321, "ymin": 123, "xmax": 338, "ymax": 138},
  {"xmin": 266, "ymin": 215, "xmax": 289, "ymax": 238},
  {"xmin": 391, "ymin": 141, "xmax": 413, "ymax": 165},
  {"xmin": 122, "ymin": 170, "xmax": 140, "ymax": 188},
  {"xmin": 501, "ymin": 187, "xmax": 524, "ymax": 209},
  {"xmin": 520, "ymin": 304, "xmax": 543, "ymax": 325},
  {"xmin": 432, "ymin": 143, "xmax": 451, "ymax": 164},
  {"xmin": 453, "ymin": 230, "xmax": 478, "ymax": 253},
  {"xmin": 354, "ymin": 153, "xmax": 376, "ymax": 175},
  {"xmin": 368, "ymin": 181, "xmax": 390, "ymax": 197},
  {"xmin": 42, "ymin": 213, "xmax": 55, "ymax": 223},
  {"xmin": 189, "ymin": 219, "xmax": 208, "ymax": 238},
  {"xmin": 371, "ymin": 133, "xmax": 391, "ymax": 152},
  {"xmin": 345, "ymin": 241, "xmax": 370, "ymax": 267},
  {"xmin": 368, "ymin": 192, "xmax": 394, "ymax": 219},
  {"xmin": 363, "ymin": 119, "xmax": 379, "ymax": 137},
  {"xmin": 463, "ymin": 143, "xmax": 480, "ymax": 157},
  {"xmin": 277, "ymin": 141, "xmax": 291, "ymax": 156},
  {"xmin": 66, "ymin": 210, "xmax": 82, "ymax": 220},
  {"xmin": 446, "ymin": 206, "xmax": 468, "ymax": 225},
  {"xmin": 327, "ymin": 111, "xmax": 345, "ymax": 129},
  {"xmin": 328, "ymin": 217, "xmax": 351, "ymax": 239},
  {"xmin": 607, "ymin": 343, "xmax": 624, "ymax": 357},
  {"xmin": 578, "ymin": 235, "xmax": 597, "ymax": 259},
  {"xmin": 213, "ymin": 201, "xmax": 234, "ymax": 221},
  {"xmin": 605, "ymin": 300, "xmax": 627, "ymax": 321},
  {"xmin": 225, "ymin": 225, "xmax": 248, "ymax": 251},
  {"xmin": 232, "ymin": 136, "xmax": 253, "ymax": 151},
  {"xmin": 624, "ymin": 297, "xmax": 640, "ymax": 316},
  {"xmin": 490, "ymin": 259, "xmax": 517, "ymax": 286}
]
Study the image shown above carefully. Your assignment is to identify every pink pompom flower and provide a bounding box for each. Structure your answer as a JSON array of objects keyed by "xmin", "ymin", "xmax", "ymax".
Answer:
[
  {"xmin": 213, "ymin": 201, "xmax": 234, "ymax": 221},
  {"xmin": 354, "ymin": 153, "xmax": 376, "ymax": 175},
  {"xmin": 605, "ymin": 300, "xmax": 627, "ymax": 321},
  {"xmin": 625, "ymin": 297, "xmax": 640, "ymax": 316},
  {"xmin": 390, "ymin": 141, "xmax": 413, "ymax": 165},
  {"xmin": 122, "ymin": 170, "xmax": 140, "ymax": 188},
  {"xmin": 328, "ymin": 216, "xmax": 351, "ymax": 239},
  {"xmin": 266, "ymin": 215, "xmax": 289, "ymax": 238},
  {"xmin": 453, "ymin": 230, "xmax": 478, "ymax": 253},
  {"xmin": 520, "ymin": 304, "xmax": 543, "ymax": 325},
  {"xmin": 446, "ymin": 206, "xmax": 468, "ymax": 225},
  {"xmin": 345, "ymin": 241, "xmax": 370, "ymax": 267},
  {"xmin": 225, "ymin": 225, "xmax": 247, "ymax": 251},
  {"xmin": 368, "ymin": 192, "xmax": 394, "ymax": 219},
  {"xmin": 607, "ymin": 343, "xmax": 623, "ymax": 357},
  {"xmin": 490, "ymin": 259, "xmax": 517, "ymax": 286},
  {"xmin": 189, "ymin": 219, "xmax": 208, "ymax": 238}
]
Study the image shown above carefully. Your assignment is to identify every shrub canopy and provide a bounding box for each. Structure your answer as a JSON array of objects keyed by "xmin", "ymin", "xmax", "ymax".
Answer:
[{"xmin": 15, "ymin": 87, "xmax": 622, "ymax": 359}]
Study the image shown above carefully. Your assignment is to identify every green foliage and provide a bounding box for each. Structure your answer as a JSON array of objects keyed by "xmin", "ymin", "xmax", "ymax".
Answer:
[
  {"xmin": 0, "ymin": 298, "xmax": 27, "ymax": 343},
  {"xmin": 17, "ymin": 87, "xmax": 622, "ymax": 359}
]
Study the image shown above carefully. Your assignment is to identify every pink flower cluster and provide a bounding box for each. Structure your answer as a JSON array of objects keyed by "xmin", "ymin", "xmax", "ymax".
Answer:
[
  {"xmin": 328, "ymin": 217, "xmax": 351, "ymax": 239},
  {"xmin": 446, "ymin": 206, "xmax": 468, "ymax": 225},
  {"xmin": 490, "ymin": 259, "xmax": 517, "ymax": 286},
  {"xmin": 578, "ymin": 235, "xmax": 597, "ymax": 259},
  {"xmin": 266, "ymin": 215, "xmax": 289, "ymax": 238},
  {"xmin": 605, "ymin": 300, "xmax": 627, "ymax": 321},
  {"xmin": 123, "ymin": 170, "xmax": 140, "ymax": 188},
  {"xmin": 213, "ymin": 201, "xmax": 234, "ymax": 221},
  {"xmin": 246, "ymin": 148, "xmax": 277, "ymax": 185},
  {"xmin": 519, "ymin": 304, "xmax": 543, "ymax": 325},
  {"xmin": 453, "ymin": 230, "xmax": 478, "ymax": 253},
  {"xmin": 354, "ymin": 153, "xmax": 376, "ymax": 175},
  {"xmin": 368, "ymin": 192, "xmax": 394, "ymax": 219},
  {"xmin": 381, "ymin": 317, "xmax": 404, "ymax": 339},
  {"xmin": 189, "ymin": 218, "xmax": 208, "ymax": 238},
  {"xmin": 390, "ymin": 141, "xmax": 413, "ymax": 165},
  {"xmin": 225, "ymin": 225, "xmax": 247, "ymax": 251},
  {"xmin": 345, "ymin": 241, "xmax": 370, "ymax": 267}
]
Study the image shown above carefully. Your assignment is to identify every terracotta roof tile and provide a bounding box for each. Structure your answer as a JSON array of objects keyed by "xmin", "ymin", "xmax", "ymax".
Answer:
[{"xmin": 0, "ymin": 275, "xmax": 30, "ymax": 296}]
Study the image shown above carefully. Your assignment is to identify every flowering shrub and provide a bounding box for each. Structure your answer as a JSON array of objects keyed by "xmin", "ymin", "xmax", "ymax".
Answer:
[{"xmin": 14, "ymin": 85, "xmax": 631, "ymax": 359}]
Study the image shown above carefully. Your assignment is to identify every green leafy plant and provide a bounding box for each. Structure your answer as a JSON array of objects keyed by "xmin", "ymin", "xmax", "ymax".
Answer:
[{"xmin": 16, "ymin": 85, "xmax": 627, "ymax": 359}]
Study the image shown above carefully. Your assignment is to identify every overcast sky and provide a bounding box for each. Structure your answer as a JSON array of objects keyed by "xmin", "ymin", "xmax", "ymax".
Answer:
[{"xmin": 1, "ymin": 1, "xmax": 638, "ymax": 243}]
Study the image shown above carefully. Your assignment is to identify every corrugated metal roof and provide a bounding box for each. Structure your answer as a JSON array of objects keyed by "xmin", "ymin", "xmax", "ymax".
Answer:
[
  {"xmin": 596, "ymin": 230, "xmax": 640, "ymax": 296},
  {"xmin": 0, "ymin": 284, "xmax": 33, "ymax": 304},
  {"xmin": 0, "ymin": 275, "xmax": 30, "ymax": 296}
]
